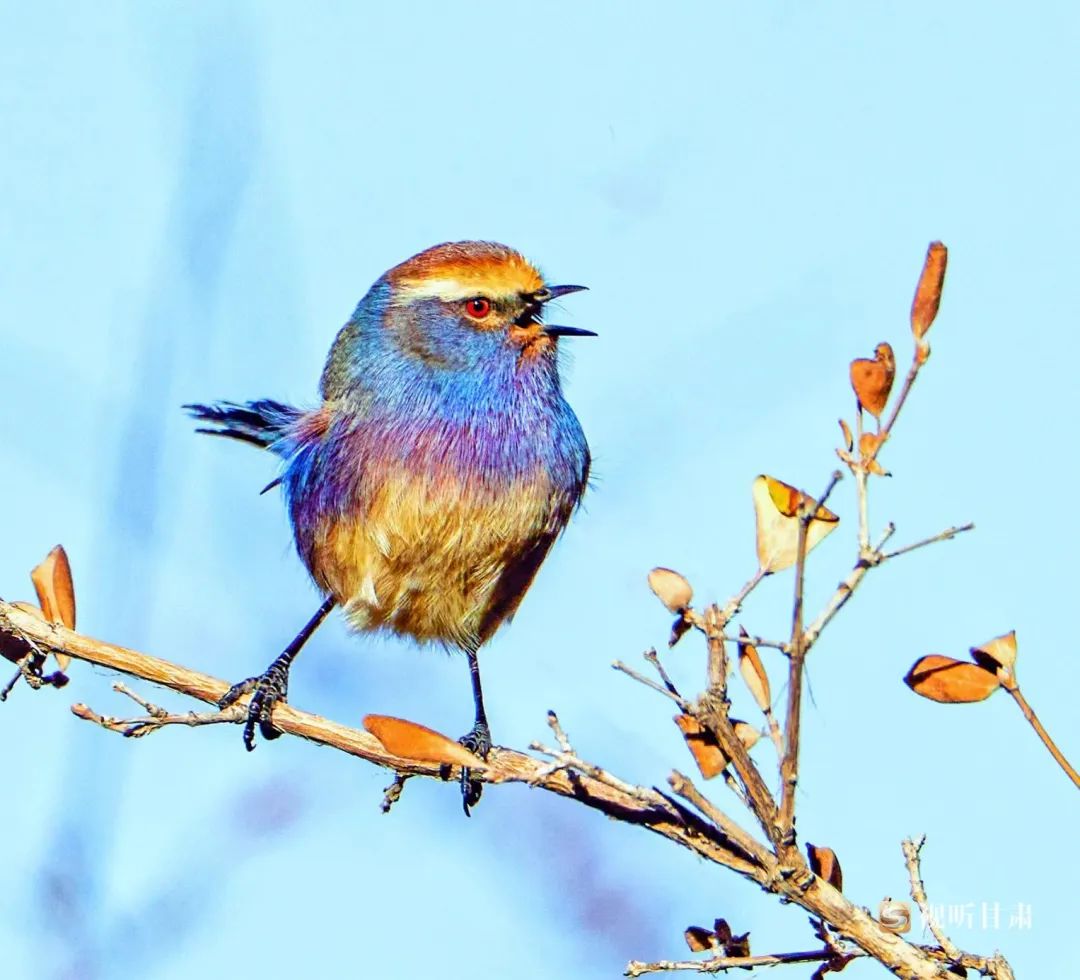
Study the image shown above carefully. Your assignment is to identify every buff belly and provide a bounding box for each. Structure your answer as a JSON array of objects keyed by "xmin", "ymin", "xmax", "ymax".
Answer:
[{"xmin": 304, "ymin": 469, "xmax": 562, "ymax": 650}]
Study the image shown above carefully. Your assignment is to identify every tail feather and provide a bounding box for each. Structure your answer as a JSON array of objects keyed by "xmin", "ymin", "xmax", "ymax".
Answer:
[{"xmin": 184, "ymin": 399, "xmax": 302, "ymax": 452}]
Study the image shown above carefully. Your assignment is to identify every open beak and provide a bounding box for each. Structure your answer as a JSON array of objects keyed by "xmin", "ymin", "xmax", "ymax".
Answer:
[
  {"xmin": 536, "ymin": 284, "xmax": 595, "ymax": 338},
  {"xmin": 543, "ymin": 284, "xmax": 589, "ymax": 301},
  {"xmin": 544, "ymin": 324, "xmax": 598, "ymax": 338}
]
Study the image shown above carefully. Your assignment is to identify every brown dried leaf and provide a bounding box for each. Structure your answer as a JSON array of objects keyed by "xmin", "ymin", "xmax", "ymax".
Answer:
[
  {"xmin": 849, "ymin": 342, "xmax": 896, "ymax": 419},
  {"xmin": 904, "ymin": 655, "xmax": 1000, "ymax": 703},
  {"xmin": 30, "ymin": 545, "xmax": 75, "ymax": 672},
  {"xmin": 725, "ymin": 932, "xmax": 751, "ymax": 958},
  {"xmin": 11, "ymin": 601, "xmax": 46, "ymax": 621},
  {"xmin": 971, "ymin": 630, "xmax": 1017, "ymax": 672},
  {"xmin": 648, "ymin": 567, "xmax": 693, "ymax": 614},
  {"xmin": 858, "ymin": 432, "xmax": 889, "ymax": 476},
  {"xmin": 752, "ymin": 475, "xmax": 840, "ymax": 573},
  {"xmin": 806, "ymin": 843, "xmax": 843, "ymax": 891},
  {"xmin": 684, "ymin": 926, "xmax": 716, "ymax": 952},
  {"xmin": 733, "ymin": 720, "xmax": 761, "ymax": 752},
  {"xmin": 911, "ymin": 241, "xmax": 948, "ymax": 339},
  {"xmin": 362, "ymin": 714, "xmax": 489, "ymax": 770},
  {"xmin": 737, "ymin": 627, "xmax": 771, "ymax": 712},
  {"xmin": 674, "ymin": 714, "xmax": 728, "ymax": 779},
  {"xmin": 838, "ymin": 418, "xmax": 854, "ymax": 452},
  {"xmin": 31, "ymin": 545, "xmax": 76, "ymax": 629},
  {"xmin": 669, "ymin": 615, "xmax": 693, "ymax": 648}
]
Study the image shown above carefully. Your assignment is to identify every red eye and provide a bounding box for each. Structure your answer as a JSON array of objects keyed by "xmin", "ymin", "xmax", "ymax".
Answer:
[{"xmin": 465, "ymin": 297, "xmax": 491, "ymax": 319}]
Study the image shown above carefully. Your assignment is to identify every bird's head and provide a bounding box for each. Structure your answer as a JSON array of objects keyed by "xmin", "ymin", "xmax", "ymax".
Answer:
[{"xmin": 323, "ymin": 242, "xmax": 593, "ymax": 398}]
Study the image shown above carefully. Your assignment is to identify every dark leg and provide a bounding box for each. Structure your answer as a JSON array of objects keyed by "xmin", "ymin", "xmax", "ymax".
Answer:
[
  {"xmin": 220, "ymin": 596, "xmax": 336, "ymax": 751},
  {"xmin": 457, "ymin": 647, "xmax": 492, "ymax": 816}
]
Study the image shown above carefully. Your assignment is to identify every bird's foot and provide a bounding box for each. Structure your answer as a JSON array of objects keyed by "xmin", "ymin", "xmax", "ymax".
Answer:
[
  {"xmin": 457, "ymin": 721, "xmax": 492, "ymax": 817},
  {"xmin": 218, "ymin": 658, "xmax": 291, "ymax": 751}
]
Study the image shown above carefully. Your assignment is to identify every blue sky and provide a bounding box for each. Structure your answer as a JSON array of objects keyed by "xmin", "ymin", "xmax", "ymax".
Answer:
[{"xmin": 2, "ymin": 3, "xmax": 1077, "ymax": 978}]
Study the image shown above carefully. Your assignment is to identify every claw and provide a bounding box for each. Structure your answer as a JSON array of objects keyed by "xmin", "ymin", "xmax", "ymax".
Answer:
[
  {"xmin": 219, "ymin": 660, "xmax": 290, "ymax": 751},
  {"xmin": 458, "ymin": 722, "xmax": 492, "ymax": 817}
]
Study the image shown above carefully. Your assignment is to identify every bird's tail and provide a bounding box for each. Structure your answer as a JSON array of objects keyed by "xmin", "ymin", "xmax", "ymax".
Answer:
[{"xmin": 184, "ymin": 399, "xmax": 303, "ymax": 456}]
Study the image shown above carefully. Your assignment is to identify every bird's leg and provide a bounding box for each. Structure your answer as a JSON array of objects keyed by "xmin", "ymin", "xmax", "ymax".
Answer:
[
  {"xmin": 219, "ymin": 596, "xmax": 336, "ymax": 751},
  {"xmin": 457, "ymin": 647, "xmax": 492, "ymax": 816}
]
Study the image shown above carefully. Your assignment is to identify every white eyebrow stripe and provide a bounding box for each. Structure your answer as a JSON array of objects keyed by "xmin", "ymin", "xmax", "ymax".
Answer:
[{"xmin": 390, "ymin": 278, "xmax": 516, "ymax": 305}]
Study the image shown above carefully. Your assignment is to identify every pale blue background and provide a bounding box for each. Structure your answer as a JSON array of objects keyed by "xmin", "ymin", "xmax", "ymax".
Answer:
[{"xmin": 2, "ymin": 3, "xmax": 1076, "ymax": 978}]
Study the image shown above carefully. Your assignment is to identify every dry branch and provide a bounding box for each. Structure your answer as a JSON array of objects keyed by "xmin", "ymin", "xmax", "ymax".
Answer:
[{"xmin": 0, "ymin": 597, "xmax": 991, "ymax": 979}]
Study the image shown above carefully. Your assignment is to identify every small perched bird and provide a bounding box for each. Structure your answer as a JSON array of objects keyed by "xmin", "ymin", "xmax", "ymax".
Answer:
[{"xmin": 186, "ymin": 241, "xmax": 593, "ymax": 811}]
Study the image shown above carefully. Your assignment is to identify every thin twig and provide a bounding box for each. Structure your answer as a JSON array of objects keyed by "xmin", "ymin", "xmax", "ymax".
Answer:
[
  {"xmin": 815, "ymin": 469, "xmax": 844, "ymax": 512},
  {"xmin": 380, "ymin": 774, "xmax": 410, "ymax": 813},
  {"xmin": 668, "ymin": 769, "xmax": 774, "ymax": 869},
  {"xmin": 902, "ymin": 835, "xmax": 962, "ymax": 962},
  {"xmin": 613, "ymin": 659, "xmax": 692, "ymax": 711},
  {"xmin": 854, "ymin": 403, "xmax": 870, "ymax": 552},
  {"xmin": 800, "ymin": 523, "xmax": 895, "ymax": 652},
  {"xmin": 626, "ymin": 948, "xmax": 836, "ymax": 976},
  {"xmin": 717, "ymin": 567, "xmax": 768, "ymax": 627},
  {"xmin": 777, "ymin": 475, "xmax": 835, "ymax": 851},
  {"xmin": 546, "ymin": 709, "xmax": 575, "ymax": 754},
  {"xmin": 72, "ymin": 699, "xmax": 246, "ymax": 737},
  {"xmin": 762, "ymin": 707, "xmax": 785, "ymax": 760},
  {"xmin": 1003, "ymin": 682, "xmax": 1080, "ymax": 790},
  {"xmin": 644, "ymin": 647, "xmax": 683, "ymax": 697},
  {"xmin": 697, "ymin": 606, "xmax": 782, "ymax": 847},
  {"xmin": 881, "ymin": 523, "xmax": 975, "ymax": 561}
]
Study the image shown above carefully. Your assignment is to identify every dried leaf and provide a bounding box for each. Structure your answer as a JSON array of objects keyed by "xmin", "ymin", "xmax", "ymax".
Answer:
[
  {"xmin": 674, "ymin": 714, "xmax": 728, "ymax": 779},
  {"xmin": 30, "ymin": 545, "xmax": 75, "ymax": 672},
  {"xmin": 878, "ymin": 898, "xmax": 911, "ymax": 934},
  {"xmin": 971, "ymin": 630, "xmax": 1017, "ymax": 672},
  {"xmin": 849, "ymin": 342, "xmax": 896, "ymax": 419},
  {"xmin": 838, "ymin": 418, "xmax": 854, "ymax": 452},
  {"xmin": 11, "ymin": 601, "xmax": 46, "ymax": 620},
  {"xmin": 806, "ymin": 843, "xmax": 843, "ymax": 891},
  {"xmin": 911, "ymin": 241, "xmax": 948, "ymax": 339},
  {"xmin": 737, "ymin": 627, "xmax": 771, "ymax": 712},
  {"xmin": 725, "ymin": 932, "xmax": 751, "ymax": 958},
  {"xmin": 858, "ymin": 432, "xmax": 889, "ymax": 476},
  {"xmin": 648, "ymin": 567, "xmax": 693, "ymax": 613},
  {"xmin": 684, "ymin": 926, "xmax": 716, "ymax": 952},
  {"xmin": 904, "ymin": 655, "xmax": 1000, "ymax": 703},
  {"xmin": 30, "ymin": 545, "xmax": 76, "ymax": 629},
  {"xmin": 752, "ymin": 475, "xmax": 840, "ymax": 573},
  {"xmin": 733, "ymin": 720, "xmax": 761, "ymax": 752},
  {"xmin": 362, "ymin": 714, "xmax": 489, "ymax": 770},
  {"xmin": 669, "ymin": 615, "xmax": 693, "ymax": 648}
]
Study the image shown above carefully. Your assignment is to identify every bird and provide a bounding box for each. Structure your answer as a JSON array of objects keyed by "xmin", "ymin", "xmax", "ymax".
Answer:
[{"xmin": 185, "ymin": 241, "xmax": 593, "ymax": 813}]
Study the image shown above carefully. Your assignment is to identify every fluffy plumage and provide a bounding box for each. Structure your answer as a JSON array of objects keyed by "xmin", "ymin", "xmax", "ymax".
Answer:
[{"xmin": 189, "ymin": 241, "xmax": 591, "ymax": 654}]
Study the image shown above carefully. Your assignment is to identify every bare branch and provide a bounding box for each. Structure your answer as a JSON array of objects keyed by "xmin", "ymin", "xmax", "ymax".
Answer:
[
  {"xmin": 800, "ymin": 523, "xmax": 895, "ymax": 652},
  {"xmin": 1003, "ymin": 679, "xmax": 1080, "ymax": 790},
  {"xmin": 626, "ymin": 947, "xmax": 834, "ymax": 976},
  {"xmin": 668, "ymin": 769, "xmax": 774, "ymax": 869},
  {"xmin": 902, "ymin": 835, "xmax": 962, "ymax": 962},
  {"xmin": 881, "ymin": 523, "xmax": 975, "ymax": 561},
  {"xmin": 777, "ymin": 473, "xmax": 839, "ymax": 850},
  {"xmin": 613, "ymin": 659, "xmax": 692, "ymax": 711}
]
